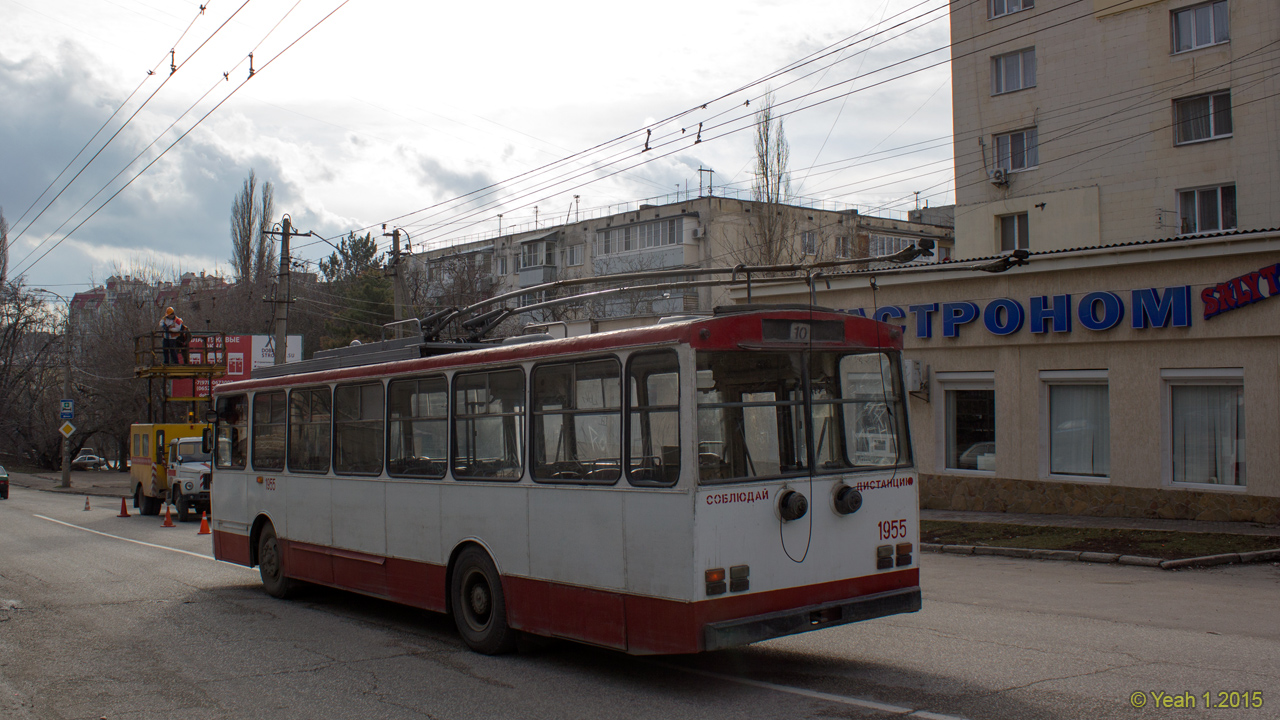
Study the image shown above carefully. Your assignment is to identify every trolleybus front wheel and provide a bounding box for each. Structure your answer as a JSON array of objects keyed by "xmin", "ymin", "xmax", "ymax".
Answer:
[
  {"xmin": 257, "ymin": 524, "xmax": 295, "ymax": 599},
  {"xmin": 451, "ymin": 547, "xmax": 518, "ymax": 655}
]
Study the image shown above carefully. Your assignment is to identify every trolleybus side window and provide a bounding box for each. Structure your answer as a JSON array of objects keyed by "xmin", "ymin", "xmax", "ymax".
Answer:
[
  {"xmin": 215, "ymin": 394, "xmax": 248, "ymax": 470},
  {"xmin": 334, "ymin": 382, "xmax": 384, "ymax": 476},
  {"xmin": 626, "ymin": 350, "xmax": 681, "ymax": 487},
  {"xmin": 252, "ymin": 391, "xmax": 287, "ymax": 470},
  {"xmin": 387, "ymin": 375, "xmax": 448, "ymax": 479},
  {"xmin": 288, "ymin": 386, "xmax": 332, "ymax": 474},
  {"xmin": 453, "ymin": 368, "xmax": 524, "ymax": 481},
  {"xmin": 532, "ymin": 358, "xmax": 622, "ymax": 483},
  {"xmin": 697, "ymin": 352, "xmax": 806, "ymax": 482}
]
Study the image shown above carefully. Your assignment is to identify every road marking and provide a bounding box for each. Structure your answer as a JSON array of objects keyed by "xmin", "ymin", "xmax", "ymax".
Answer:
[
  {"xmin": 33, "ymin": 514, "xmax": 244, "ymax": 565},
  {"xmin": 661, "ymin": 663, "xmax": 969, "ymax": 719}
]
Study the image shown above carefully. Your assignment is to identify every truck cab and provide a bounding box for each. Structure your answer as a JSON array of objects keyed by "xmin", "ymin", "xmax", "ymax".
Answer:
[{"xmin": 167, "ymin": 437, "xmax": 212, "ymax": 521}]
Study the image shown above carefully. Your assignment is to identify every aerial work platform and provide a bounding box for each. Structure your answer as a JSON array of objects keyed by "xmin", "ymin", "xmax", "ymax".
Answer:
[{"xmin": 134, "ymin": 331, "xmax": 228, "ymax": 405}]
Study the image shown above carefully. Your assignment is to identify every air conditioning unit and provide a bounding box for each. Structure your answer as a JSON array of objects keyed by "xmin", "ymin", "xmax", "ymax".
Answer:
[
  {"xmin": 990, "ymin": 168, "xmax": 1009, "ymax": 187},
  {"xmin": 692, "ymin": 227, "xmax": 705, "ymax": 238}
]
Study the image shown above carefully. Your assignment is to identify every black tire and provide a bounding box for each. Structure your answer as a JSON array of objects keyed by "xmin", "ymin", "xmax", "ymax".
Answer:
[
  {"xmin": 133, "ymin": 484, "xmax": 141, "ymax": 509},
  {"xmin": 174, "ymin": 489, "xmax": 192, "ymax": 522},
  {"xmin": 141, "ymin": 491, "xmax": 161, "ymax": 516},
  {"xmin": 257, "ymin": 524, "xmax": 294, "ymax": 599},
  {"xmin": 450, "ymin": 547, "xmax": 518, "ymax": 655},
  {"xmin": 1, "ymin": 486, "xmax": 7, "ymax": 500}
]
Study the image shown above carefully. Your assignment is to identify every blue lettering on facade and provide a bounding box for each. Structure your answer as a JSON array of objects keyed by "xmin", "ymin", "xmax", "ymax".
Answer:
[
  {"xmin": 1132, "ymin": 286, "xmax": 1191, "ymax": 329},
  {"xmin": 874, "ymin": 306, "xmax": 906, "ymax": 324},
  {"xmin": 982, "ymin": 298, "xmax": 1024, "ymax": 335},
  {"xmin": 1077, "ymin": 291, "xmax": 1124, "ymax": 330},
  {"xmin": 942, "ymin": 302, "xmax": 980, "ymax": 338},
  {"xmin": 909, "ymin": 303, "xmax": 938, "ymax": 339},
  {"xmin": 1029, "ymin": 294, "xmax": 1072, "ymax": 333}
]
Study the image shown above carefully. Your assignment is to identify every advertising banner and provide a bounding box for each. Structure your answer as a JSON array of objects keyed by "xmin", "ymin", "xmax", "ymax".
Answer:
[{"xmin": 171, "ymin": 334, "xmax": 301, "ymax": 399}]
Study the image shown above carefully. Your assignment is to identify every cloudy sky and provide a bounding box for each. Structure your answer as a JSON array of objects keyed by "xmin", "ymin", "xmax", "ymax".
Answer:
[{"xmin": 0, "ymin": 0, "xmax": 954, "ymax": 293}]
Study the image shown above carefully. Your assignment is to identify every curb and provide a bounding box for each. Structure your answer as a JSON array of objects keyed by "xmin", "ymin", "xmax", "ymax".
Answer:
[{"xmin": 922, "ymin": 543, "xmax": 1280, "ymax": 570}]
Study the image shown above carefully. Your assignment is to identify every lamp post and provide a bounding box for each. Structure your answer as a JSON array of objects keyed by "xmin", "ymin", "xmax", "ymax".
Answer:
[{"xmin": 35, "ymin": 288, "xmax": 73, "ymax": 488}]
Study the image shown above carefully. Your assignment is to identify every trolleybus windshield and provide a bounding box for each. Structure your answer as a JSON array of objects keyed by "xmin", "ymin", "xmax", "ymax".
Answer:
[{"xmin": 696, "ymin": 350, "xmax": 908, "ymax": 483}]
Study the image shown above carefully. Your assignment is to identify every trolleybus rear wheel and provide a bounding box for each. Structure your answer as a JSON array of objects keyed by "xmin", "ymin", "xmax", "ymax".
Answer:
[
  {"xmin": 451, "ymin": 547, "xmax": 517, "ymax": 655},
  {"xmin": 257, "ymin": 524, "xmax": 295, "ymax": 599}
]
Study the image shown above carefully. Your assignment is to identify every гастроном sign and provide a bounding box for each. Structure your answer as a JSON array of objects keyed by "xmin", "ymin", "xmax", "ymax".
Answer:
[{"xmin": 846, "ymin": 286, "xmax": 1195, "ymax": 339}]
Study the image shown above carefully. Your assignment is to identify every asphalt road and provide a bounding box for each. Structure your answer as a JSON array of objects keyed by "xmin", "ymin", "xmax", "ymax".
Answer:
[{"xmin": 1, "ymin": 485, "xmax": 1276, "ymax": 720}]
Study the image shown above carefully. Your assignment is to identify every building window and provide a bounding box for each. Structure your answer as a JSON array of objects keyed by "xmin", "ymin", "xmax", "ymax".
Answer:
[
  {"xmin": 520, "ymin": 241, "xmax": 555, "ymax": 269},
  {"xmin": 1174, "ymin": 91, "xmax": 1232, "ymax": 144},
  {"xmin": 990, "ymin": 0, "xmax": 1033, "ymax": 18},
  {"xmin": 1162, "ymin": 369, "xmax": 1244, "ymax": 486},
  {"xmin": 567, "ymin": 243, "xmax": 584, "ymax": 266},
  {"xmin": 1178, "ymin": 185, "xmax": 1236, "ymax": 234},
  {"xmin": 992, "ymin": 48, "xmax": 1035, "ymax": 95},
  {"xmin": 1173, "ymin": 0, "xmax": 1228, "ymax": 53},
  {"xmin": 497, "ymin": 255, "xmax": 508, "ymax": 275},
  {"xmin": 801, "ymin": 231, "xmax": 817, "ymax": 255},
  {"xmin": 1040, "ymin": 371, "xmax": 1109, "ymax": 479},
  {"xmin": 836, "ymin": 236, "xmax": 852, "ymax": 258},
  {"xmin": 868, "ymin": 233, "xmax": 914, "ymax": 257},
  {"xmin": 1000, "ymin": 213, "xmax": 1029, "ymax": 251},
  {"xmin": 594, "ymin": 218, "xmax": 682, "ymax": 256},
  {"xmin": 994, "ymin": 128, "xmax": 1038, "ymax": 171},
  {"xmin": 939, "ymin": 373, "xmax": 996, "ymax": 472}
]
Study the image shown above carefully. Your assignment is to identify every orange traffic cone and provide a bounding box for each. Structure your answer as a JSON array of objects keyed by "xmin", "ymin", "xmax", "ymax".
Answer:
[
  {"xmin": 198, "ymin": 511, "xmax": 211, "ymax": 535},
  {"xmin": 118, "ymin": 497, "xmax": 130, "ymax": 518},
  {"xmin": 83, "ymin": 497, "xmax": 91, "ymax": 511},
  {"xmin": 162, "ymin": 503, "xmax": 175, "ymax": 528}
]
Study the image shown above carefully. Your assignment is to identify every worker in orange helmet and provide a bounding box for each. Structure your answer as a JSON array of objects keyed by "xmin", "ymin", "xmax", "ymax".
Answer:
[{"xmin": 159, "ymin": 306, "xmax": 180, "ymax": 364}]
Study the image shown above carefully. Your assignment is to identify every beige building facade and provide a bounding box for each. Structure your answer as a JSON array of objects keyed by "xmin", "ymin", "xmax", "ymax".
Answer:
[
  {"xmin": 406, "ymin": 195, "xmax": 953, "ymax": 332},
  {"xmin": 950, "ymin": 0, "xmax": 1280, "ymax": 258},
  {"xmin": 739, "ymin": 231, "xmax": 1280, "ymax": 522}
]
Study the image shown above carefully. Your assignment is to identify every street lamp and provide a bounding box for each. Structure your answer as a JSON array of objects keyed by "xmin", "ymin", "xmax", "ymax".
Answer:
[{"xmin": 34, "ymin": 288, "xmax": 73, "ymax": 489}]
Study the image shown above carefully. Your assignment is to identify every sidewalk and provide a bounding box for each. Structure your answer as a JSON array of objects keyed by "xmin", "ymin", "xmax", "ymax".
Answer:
[
  {"xmin": 922, "ymin": 508, "xmax": 1280, "ymax": 538},
  {"xmin": 7, "ymin": 469, "xmax": 134, "ymax": 498}
]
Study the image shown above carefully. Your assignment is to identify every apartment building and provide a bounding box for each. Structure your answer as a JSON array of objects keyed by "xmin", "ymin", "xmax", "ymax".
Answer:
[
  {"xmin": 405, "ymin": 194, "xmax": 954, "ymax": 332},
  {"xmin": 950, "ymin": 0, "xmax": 1280, "ymax": 256}
]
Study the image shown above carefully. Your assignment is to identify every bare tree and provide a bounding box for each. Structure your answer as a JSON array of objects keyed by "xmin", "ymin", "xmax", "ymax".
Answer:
[
  {"xmin": 0, "ymin": 207, "xmax": 8, "ymax": 285},
  {"xmin": 253, "ymin": 180, "xmax": 276, "ymax": 283},
  {"xmin": 740, "ymin": 90, "xmax": 799, "ymax": 268},
  {"xmin": 230, "ymin": 171, "xmax": 258, "ymax": 288},
  {"xmin": 0, "ymin": 282, "xmax": 62, "ymax": 467}
]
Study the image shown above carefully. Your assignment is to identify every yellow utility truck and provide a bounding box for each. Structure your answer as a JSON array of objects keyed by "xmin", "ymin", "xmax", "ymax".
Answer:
[{"xmin": 129, "ymin": 422, "xmax": 210, "ymax": 519}]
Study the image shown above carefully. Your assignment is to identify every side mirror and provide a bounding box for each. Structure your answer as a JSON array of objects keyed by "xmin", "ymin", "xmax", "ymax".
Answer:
[{"xmin": 201, "ymin": 429, "xmax": 212, "ymax": 454}]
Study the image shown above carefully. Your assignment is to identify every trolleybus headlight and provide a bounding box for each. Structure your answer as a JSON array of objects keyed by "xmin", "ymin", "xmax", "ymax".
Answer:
[
  {"xmin": 778, "ymin": 489, "xmax": 808, "ymax": 522},
  {"xmin": 832, "ymin": 484, "xmax": 863, "ymax": 516}
]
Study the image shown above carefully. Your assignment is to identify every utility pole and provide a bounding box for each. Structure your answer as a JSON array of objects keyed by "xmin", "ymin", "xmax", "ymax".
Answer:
[
  {"xmin": 61, "ymin": 312, "xmax": 71, "ymax": 488},
  {"xmin": 383, "ymin": 225, "xmax": 405, "ymax": 338},
  {"xmin": 263, "ymin": 214, "xmax": 313, "ymax": 365}
]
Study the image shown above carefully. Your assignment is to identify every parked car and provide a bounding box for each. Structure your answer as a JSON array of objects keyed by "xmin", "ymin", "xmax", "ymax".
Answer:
[
  {"xmin": 71, "ymin": 453, "xmax": 107, "ymax": 470},
  {"xmin": 0, "ymin": 465, "xmax": 9, "ymax": 499}
]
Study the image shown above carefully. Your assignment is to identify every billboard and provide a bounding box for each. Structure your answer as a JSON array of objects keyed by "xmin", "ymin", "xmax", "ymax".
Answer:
[{"xmin": 171, "ymin": 334, "xmax": 302, "ymax": 399}]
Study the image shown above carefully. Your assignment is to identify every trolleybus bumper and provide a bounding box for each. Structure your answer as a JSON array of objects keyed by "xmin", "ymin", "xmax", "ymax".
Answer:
[{"xmin": 702, "ymin": 586, "xmax": 921, "ymax": 651}]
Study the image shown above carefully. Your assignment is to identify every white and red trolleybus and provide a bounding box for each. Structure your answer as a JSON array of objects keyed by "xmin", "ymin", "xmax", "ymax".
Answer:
[{"xmin": 208, "ymin": 305, "xmax": 920, "ymax": 655}]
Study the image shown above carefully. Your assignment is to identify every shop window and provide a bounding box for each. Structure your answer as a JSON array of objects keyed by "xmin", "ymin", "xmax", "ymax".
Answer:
[
  {"xmin": 992, "ymin": 48, "xmax": 1036, "ymax": 95},
  {"xmin": 1163, "ymin": 369, "xmax": 1245, "ymax": 486},
  {"xmin": 939, "ymin": 373, "xmax": 996, "ymax": 472},
  {"xmin": 1172, "ymin": 0, "xmax": 1228, "ymax": 53},
  {"xmin": 1040, "ymin": 371, "xmax": 1110, "ymax": 479},
  {"xmin": 1174, "ymin": 91, "xmax": 1232, "ymax": 145},
  {"xmin": 1178, "ymin": 185, "xmax": 1236, "ymax": 234},
  {"xmin": 1000, "ymin": 213, "xmax": 1029, "ymax": 251}
]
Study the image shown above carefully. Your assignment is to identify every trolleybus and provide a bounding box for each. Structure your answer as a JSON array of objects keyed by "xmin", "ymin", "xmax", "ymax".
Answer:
[{"xmin": 208, "ymin": 305, "xmax": 920, "ymax": 654}]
